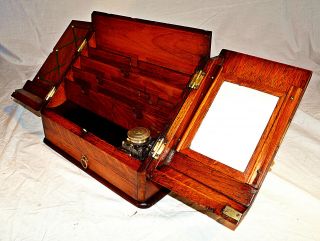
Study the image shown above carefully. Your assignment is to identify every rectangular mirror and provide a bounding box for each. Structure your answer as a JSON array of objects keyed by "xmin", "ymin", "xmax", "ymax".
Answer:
[{"xmin": 190, "ymin": 81, "xmax": 279, "ymax": 172}]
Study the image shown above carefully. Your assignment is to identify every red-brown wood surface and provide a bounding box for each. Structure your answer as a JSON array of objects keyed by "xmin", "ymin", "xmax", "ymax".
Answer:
[
  {"xmin": 11, "ymin": 20, "xmax": 92, "ymax": 113},
  {"xmin": 165, "ymin": 153, "xmax": 257, "ymax": 207},
  {"xmin": 64, "ymin": 79, "xmax": 169, "ymax": 136},
  {"xmin": 247, "ymin": 86, "xmax": 304, "ymax": 186},
  {"xmin": 24, "ymin": 13, "xmax": 207, "ymax": 209},
  {"xmin": 151, "ymin": 49, "xmax": 312, "ymax": 229},
  {"xmin": 151, "ymin": 166, "xmax": 248, "ymax": 229},
  {"xmin": 145, "ymin": 57, "xmax": 224, "ymax": 174},
  {"xmin": 11, "ymin": 12, "xmax": 313, "ymax": 230},
  {"xmin": 58, "ymin": 23, "xmax": 193, "ymax": 136},
  {"xmin": 92, "ymin": 11, "xmax": 211, "ymax": 75},
  {"xmin": 87, "ymin": 46, "xmax": 190, "ymax": 89},
  {"xmin": 173, "ymin": 50, "xmax": 311, "ymax": 184},
  {"xmin": 43, "ymin": 110, "xmax": 139, "ymax": 198},
  {"xmin": 42, "ymin": 107, "xmax": 164, "ymax": 203},
  {"xmin": 220, "ymin": 49, "xmax": 310, "ymax": 93},
  {"xmin": 79, "ymin": 55, "xmax": 183, "ymax": 105}
]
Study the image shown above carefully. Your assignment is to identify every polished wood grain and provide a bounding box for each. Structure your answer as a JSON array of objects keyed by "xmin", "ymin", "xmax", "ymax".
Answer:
[
  {"xmin": 88, "ymin": 46, "xmax": 191, "ymax": 88},
  {"xmin": 151, "ymin": 49, "xmax": 311, "ymax": 229},
  {"xmin": 219, "ymin": 49, "xmax": 310, "ymax": 93},
  {"xmin": 79, "ymin": 55, "xmax": 183, "ymax": 105},
  {"xmin": 42, "ymin": 108, "xmax": 165, "ymax": 203},
  {"xmin": 166, "ymin": 152, "xmax": 257, "ymax": 206},
  {"xmin": 247, "ymin": 86, "xmax": 304, "ymax": 187},
  {"xmin": 92, "ymin": 11, "xmax": 211, "ymax": 75},
  {"xmin": 171, "ymin": 49, "xmax": 311, "ymax": 184},
  {"xmin": 29, "ymin": 12, "xmax": 212, "ymax": 209},
  {"xmin": 145, "ymin": 57, "xmax": 224, "ymax": 174},
  {"xmin": 152, "ymin": 166, "xmax": 247, "ymax": 229},
  {"xmin": 11, "ymin": 20, "xmax": 92, "ymax": 113},
  {"xmin": 11, "ymin": 12, "xmax": 312, "ymax": 230},
  {"xmin": 44, "ymin": 137, "xmax": 168, "ymax": 208},
  {"xmin": 64, "ymin": 79, "xmax": 169, "ymax": 136}
]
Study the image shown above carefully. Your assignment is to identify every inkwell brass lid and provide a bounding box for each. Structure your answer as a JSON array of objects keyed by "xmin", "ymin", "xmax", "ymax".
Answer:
[{"xmin": 127, "ymin": 127, "xmax": 150, "ymax": 144}]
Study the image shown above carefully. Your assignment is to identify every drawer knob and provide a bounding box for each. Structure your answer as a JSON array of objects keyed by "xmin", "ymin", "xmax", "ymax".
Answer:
[{"xmin": 80, "ymin": 154, "xmax": 88, "ymax": 169}]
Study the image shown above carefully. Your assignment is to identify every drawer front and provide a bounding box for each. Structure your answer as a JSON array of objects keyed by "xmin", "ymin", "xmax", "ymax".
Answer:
[{"xmin": 42, "ymin": 111, "xmax": 139, "ymax": 200}]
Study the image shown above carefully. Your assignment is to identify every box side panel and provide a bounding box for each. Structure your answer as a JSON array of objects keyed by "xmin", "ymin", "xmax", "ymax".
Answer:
[{"xmin": 42, "ymin": 110, "xmax": 139, "ymax": 200}]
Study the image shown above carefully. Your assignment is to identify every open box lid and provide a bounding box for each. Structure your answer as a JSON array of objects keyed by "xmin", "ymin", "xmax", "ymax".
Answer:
[
  {"xmin": 12, "ymin": 11, "xmax": 211, "ymax": 115},
  {"xmin": 150, "ymin": 49, "xmax": 312, "ymax": 229},
  {"xmin": 11, "ymin": 21, "xmax": 92, "ymax": 114}
]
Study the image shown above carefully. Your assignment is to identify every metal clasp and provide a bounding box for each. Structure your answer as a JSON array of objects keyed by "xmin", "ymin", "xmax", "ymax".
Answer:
[
  {"xmin": 151, "ymin": 138, "xmax": 166, "ymax": 159},
  {"xmin": 188, "ymin": 70, "xmax": 205, "ymax": 89},
  {"xmin": 45, "ymin": 86, "xmax": 56, "ymax": 101},
  {"xmin": 222, "ymin": 206, "xmax": 242, "ymax": 222},
  {"xmin": 77, "ymin": 39, "xmax": 87, "ymax": 52},
  {"xmin": 80, "ymin": 154, "xmax": 89, "ymax": 169}
]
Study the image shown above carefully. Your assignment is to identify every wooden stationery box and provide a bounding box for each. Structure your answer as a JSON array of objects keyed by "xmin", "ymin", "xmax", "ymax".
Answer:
[{"xmin": 12, "ymin": 11, "xmax": 312, "ymax": 230}]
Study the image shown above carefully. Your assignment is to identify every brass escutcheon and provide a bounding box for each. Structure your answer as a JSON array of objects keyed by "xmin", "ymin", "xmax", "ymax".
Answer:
[{"xmin": 80, "ymin": 154, "xmax": 88, "ymax": 169}]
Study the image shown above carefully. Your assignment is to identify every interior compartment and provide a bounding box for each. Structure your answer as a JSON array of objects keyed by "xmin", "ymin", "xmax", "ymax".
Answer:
[
  {"xmin": 44, "ymin": 11, "xmax": 211, "ymax": 160},
  {"xmin": 46, "ymin": 37, "xmax": 196, "ymax": 152},
  {"xmin": 53, "ymin": 100, "xmax": 127, "ymax": 146}
]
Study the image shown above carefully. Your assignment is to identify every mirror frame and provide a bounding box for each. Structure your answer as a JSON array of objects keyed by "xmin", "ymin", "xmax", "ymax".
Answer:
[{"xmin": 176, "ymin": 75, "xmax": 302, "ymax": 186}]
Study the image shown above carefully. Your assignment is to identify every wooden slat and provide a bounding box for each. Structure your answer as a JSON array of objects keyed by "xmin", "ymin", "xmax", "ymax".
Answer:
[
  {"xmin": 92, "ymin": 11, "xmax": 211, "ymax": 75},
  {"xmin": 152, "ymin": 166, "xmax": 247, "ymax": 225},
  {"xmin": 88, "ymin": 46, "xmax": 190, "ymax": 89},
  {"xmin": 248, "ymin": 87, "xmax": 304, "ymax": 186},
  {"xmin": 220, "ymin": 49, "xmax": 311, "ymax": 93},
  {"xmin": 64, "ymin": 80, "xmax": 168, "ymax": 136},
  {"xmin": 167, "ymin": 152, "xmax": 257, "ymax": 207},
  {"xmin": 80, "ymin": 56, "xmax": 184, "ymax": 104},
  {"xmin": 11, "ymin": 89, "xmax": 43, "ymax": 112},
  {"xmin": 71, "ymin": 67, "xmax": 174, "ymax": 115}
]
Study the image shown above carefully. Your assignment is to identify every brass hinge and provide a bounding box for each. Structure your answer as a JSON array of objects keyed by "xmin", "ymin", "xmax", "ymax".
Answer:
[
  {"xmin": 45, "ymin": 86, "xmax": 56, "ymax": 101},
  {"xmin": 222, "ymin": 206, "xmax": 243, "ymax": 222},
  {"xmin": 77, "ymin": 39, "xmax": 87, "ymax": 52},
  {"xmin": 188, "ymin": 70, "xmax": 206, "ymax": 89},
  {"xmin": 151, "ymin": 138, "xmax": 166, "ymax": 159}
]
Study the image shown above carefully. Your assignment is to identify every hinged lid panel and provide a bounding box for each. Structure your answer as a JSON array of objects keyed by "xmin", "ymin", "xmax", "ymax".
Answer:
[
  {"xmin": 151, "ymin": 49, "xmax": 312, "ymax": 229},
  {"xmin": 92, "ymin": 12, "xmax": 211, "ymax": 75},
  {"xmin": 11, "ymin": 21, "xmax": 92, "ymax": 114}
]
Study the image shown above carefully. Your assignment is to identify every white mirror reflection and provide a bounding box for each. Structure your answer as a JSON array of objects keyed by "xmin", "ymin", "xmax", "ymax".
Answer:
[{"xmin": 190, "ymin": 81, "xmax": 279, "ymax": 172}]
